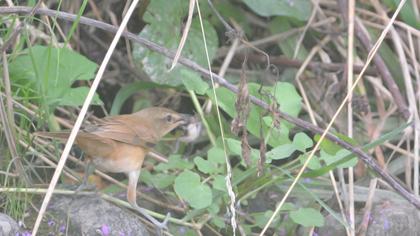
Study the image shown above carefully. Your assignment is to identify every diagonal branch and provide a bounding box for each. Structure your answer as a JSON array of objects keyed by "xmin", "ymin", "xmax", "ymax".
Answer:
[{"xmin": 1, "ymin": 6, "xmax": 419, "ymax": 209}]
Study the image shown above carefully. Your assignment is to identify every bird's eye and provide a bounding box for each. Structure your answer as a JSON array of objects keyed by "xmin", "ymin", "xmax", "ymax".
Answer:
[{"xmin": 165, "ymin": 114, "xmax": 172, "ymax": 122}]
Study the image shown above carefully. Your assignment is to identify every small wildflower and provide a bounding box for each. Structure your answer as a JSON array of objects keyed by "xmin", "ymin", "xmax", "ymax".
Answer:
[
  {"xmin": 22, "ymin": 231, "xmax": 32, "ymax": 236},
  {"xmin": 18, "ymin": 220, "xmax": 26, "ymax": 228},
  {"xmin": 278, "ymin": 228, "xmax": 286, "ymax": 236},
  {"xmin": 100, "ymin": 224, "xmax": 111, "ymax": 236},
  {"xmin": 383, "ymin": 218, "xmax": 390, "ymax": 231},
  {"xmin": 303, "ymin": 178, "xmax": 312, "ymax": 184},
  {"xmin": 59, "ymin": 225, "xmax": 66, "ymax": 233},
  {"xmin": 178, "ymin": 227, "xmax": 186, "ymax": 234},
  {"xmin": 47, "ymin": 219, "xmax": 55, "ymax": 227}
]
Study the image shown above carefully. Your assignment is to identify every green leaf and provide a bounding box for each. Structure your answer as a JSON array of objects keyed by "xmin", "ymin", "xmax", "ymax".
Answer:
[
  {"xmin": 150, "ymin": 173, "xmax": 175, "ymax": 189},
  {"xmin": 262, "ymin": 116, "xmax": 291, "ymax": 144},
  {"xmin": 315, "ymin": 132, "xmax": 357, "ymax": 155},
  {"xmin": 266, "ymin": 143, "xmax": 296, "ymax": 161},
  {"xmin": 385, "ymin": 0, "xmax": 420, "ymax": 28},
  {"xmin": 253, "ymin": 210, "xmax": 280, "ymax": 228},
  {"xmin": 211, "ymin": 1, "xmax": 252, "ymax": 35},
  {"xmin": 208, "ymin": 147, "xmax": 225, "ymax": 164},
  {"xmin": 155, "ymin": 155, "xmax": 194, "ymax": 171},
  {"xmin": 208, "ymin": 87, "xmax": 236, "ymax": 118},
  {"xmin": 212, "ymin": 175, "xmax": 227, "ymax": 192},
  {"xmin": 181, "ymin": 70, "xmax": 209, "ymax": 95},
  {"xmin": 211, "ymin": 216, "xmax": 226, "ymax": 228},
  {"xmin": 102, "ymin": 183, "xmax": 124, "ymax": 194},
  {"xmin": 289, "ymin": 208, "xmax": 324, "ymax": 227},
  {"xmin": 207, "ymin": 203, "xmax": 220, "ymax": 215},
  {"xmin": 320, "ymin": 149, "xmax": 357, "ymax": 168},
  {"xmin": 273, "ymin": 82, "xmax": 302, "ymax": 117},
  {"xmin": 226, "ymin": 138, "xmax": 259, "ymax": 164},
  {"xmin": 226, "ymin": 138, "xmax": 242, "ymax": 155},
  {"xmin": 9, "ymin": 45, "xmax": 100, "ymax": 108},
  {"xmin": 194, "ymin": 156, "xmax": 218, "ymax": 174},
  {"xmin": 269, "ymin": 18, "xmax": 309, "ymax": 60},
  {"xmin": 299, "ymin": 154, "xmax": 322, "ymax": 170},
  {"xmin": 242, "ymin": 0, "xmax": 312, "ymax": 21},
  {"xmin": 314, "ymin": 134, "xmax": 340, "ymax": 155},
  {"xmin": 57, "ymin": 87, "xmax": 102, "ymax": 106},
  {"xmin": 138, "ymin": 170, "xmax": 153, "ymax": 186},
  {"xmin": 133, "ymin": 0, "xmax": 218, "ymax": 86},
  {"xmin": 174, "ymin": 170, "xmax": 213, "ymax": 209},
  {"xmin": 293, "ymin": 132, "xmax": 313, "ymax": 152}
]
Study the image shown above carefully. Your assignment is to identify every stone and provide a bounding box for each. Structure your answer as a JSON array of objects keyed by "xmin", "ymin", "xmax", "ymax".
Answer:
[
  {"xmin": 48, "ymin": 195, "xmax": 150, "ymax": 236},
  {"xmin": 0, "ymin": 213, "xmax": 19, "ymax": 235},
  {"xmin": 318, "ymin": 200, "xmax": 420, "ymax": 236}
]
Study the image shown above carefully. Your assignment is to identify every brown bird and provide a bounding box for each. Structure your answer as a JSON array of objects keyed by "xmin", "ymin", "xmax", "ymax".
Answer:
[{"xmin": 35, "ymin": 107, "xmax": 198, "ymax": 230}]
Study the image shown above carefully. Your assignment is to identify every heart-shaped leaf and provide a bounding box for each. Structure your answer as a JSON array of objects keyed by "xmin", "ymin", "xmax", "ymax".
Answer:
[{"xmin": 174, "ymin": 170, "xmax": 212, "ymax": 209}]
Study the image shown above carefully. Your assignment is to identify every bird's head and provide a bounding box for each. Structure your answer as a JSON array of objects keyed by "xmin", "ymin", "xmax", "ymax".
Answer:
[{"xmin": 134, "ymin": 107, "xmax": 197, "ymax": 140}]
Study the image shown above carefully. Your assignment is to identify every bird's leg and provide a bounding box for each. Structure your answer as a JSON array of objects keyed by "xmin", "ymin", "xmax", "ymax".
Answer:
[
  {"xmin": 127, "ymin": 170, "xmax": 170, "ymax": 234},
  {"xmin": 76, "ymin": 159, "xmax": 96, "ymax": 192}
]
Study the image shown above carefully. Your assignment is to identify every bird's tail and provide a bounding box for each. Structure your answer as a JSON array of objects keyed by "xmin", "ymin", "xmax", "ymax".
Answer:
[{"xmin": 33, "ymin": 131, "xmax": 71, "ymax": 141}]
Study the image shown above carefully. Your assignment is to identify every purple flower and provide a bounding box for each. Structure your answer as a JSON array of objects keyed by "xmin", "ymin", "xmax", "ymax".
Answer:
[
  {"xmin": 100, "ymin": 224, "xmax": 111, "ymax": 236},
  {"xmin": 47, "ymin": 219, "xmax": 55, "ymax": 227},
  {"xmin": 303, "ymin": 178, "xmax": 312, "ymax": 183},
  {"xmin": 383, "ymin": 218, "xmax": 390, "ymax": 231},
  {"xmin": 59, "ymin": 225, "xmax": 66, "ymax": 233},
  {"xmin": 118, "ymin": 232, "xmax": 126, "ymax": 236},
  {"xmin": 18, "ymin": 231, "xmax": 31, "ymax": 236},
  {"xmin": 278, "ymin": 228, "xmax": 286, "ymax": 236}
]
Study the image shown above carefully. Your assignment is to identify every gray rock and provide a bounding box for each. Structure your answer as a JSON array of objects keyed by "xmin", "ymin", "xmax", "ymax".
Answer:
[
  {"xmin": 0, "ymin": 213, "xmax": 19, "ymax": 236},
  {"xmin": 48, "ymin": 195, "xmax": 150, "ymax": 236},
  {"xmin": 318, "ymin": 200, "xmax": 420, "ymax": 236}
]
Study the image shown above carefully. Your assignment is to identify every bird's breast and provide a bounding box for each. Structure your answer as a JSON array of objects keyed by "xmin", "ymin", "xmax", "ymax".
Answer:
[{"xmin": 90, "ymin": 143, "xmax": 148, "ymax": 173}]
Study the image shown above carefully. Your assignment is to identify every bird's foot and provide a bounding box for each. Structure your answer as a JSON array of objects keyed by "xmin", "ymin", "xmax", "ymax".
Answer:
[
  {"xmin": 132, "ymin": 205, "xmax": 170, "ymax": 234},
  {"xmin": 154, "ymin": 212, "xmax": 170, "ymax": 230},
  {"xmin": 150, "ymin": 212, "xmax": 170, "ymax": 236}
]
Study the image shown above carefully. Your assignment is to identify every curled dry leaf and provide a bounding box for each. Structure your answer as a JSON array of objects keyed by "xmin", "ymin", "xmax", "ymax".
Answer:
[
  {"xmin": 258, "ymin": 121, "xmax": 266, "ymax": 176},
  {"xmin": 241, "ymin": 130, "xmax": 252, "ymax": 167},
  {"xmin": 231, "ymin": 59, "xmax": 251, "ymax": 166},
  {"xmin": 270, "ymin": 102, "xmax": 281, "ymax": 129}
]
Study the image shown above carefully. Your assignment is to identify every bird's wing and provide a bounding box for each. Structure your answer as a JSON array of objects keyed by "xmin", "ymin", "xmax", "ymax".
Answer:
[
  {"xmin": 84, "ymin": 115, "xmax": 158, "ymax": 148},
  {"xmin": 34, "ymin": 131, "xmax": 117, "ymax": 155},
  {"xmin": 74, "ymin": 132, "xmax": 118, "ymax": 157}
]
